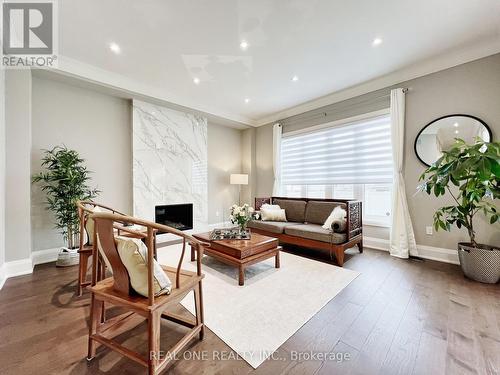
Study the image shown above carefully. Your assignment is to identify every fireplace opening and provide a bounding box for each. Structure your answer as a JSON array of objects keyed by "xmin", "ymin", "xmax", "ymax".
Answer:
[{"xmin": 155, "ymin": 203, "xmax": 193, "ymax": 232}]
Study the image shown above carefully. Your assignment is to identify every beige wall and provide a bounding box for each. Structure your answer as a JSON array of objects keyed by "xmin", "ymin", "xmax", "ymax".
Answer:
[
  {"xmin": 6, "ymin": 70, "xmax": 32, "ymax": 261},
  {"xmin": 240, "ymin": 127, "xmax": 256, "ymax": 206},
  {"xmin": 254, "ymin": 53, "xmax": 500, "ymax": 248},
  {"xmin": 207, "ymin": 122, "xmax": 242, "ymax": 224},
  {"xmin": 31, "ymin": 76, "xmax": 132, "ymax": 251},
  {"xmin": 255, "ymin": 124, "xmax": 274, "ymax": 197}
]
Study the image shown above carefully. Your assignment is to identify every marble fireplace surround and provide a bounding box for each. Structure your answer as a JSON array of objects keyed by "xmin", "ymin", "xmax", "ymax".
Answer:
[{"xmin": 132, "ymin": 99, "xmax": 208, "ymax": 237}]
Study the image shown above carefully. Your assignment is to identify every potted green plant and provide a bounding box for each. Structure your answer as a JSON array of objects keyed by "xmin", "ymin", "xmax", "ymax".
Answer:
[
  {"xmin": 32, "ymin": 146, "xmax": 99, "ymax": 266},
  {"xmin": 419, "ymin": 138, "xmax": 499, "ymax": 283}
]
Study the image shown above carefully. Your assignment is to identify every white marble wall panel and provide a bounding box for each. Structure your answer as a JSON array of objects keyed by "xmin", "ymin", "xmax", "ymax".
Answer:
[{"xmin": 133, "ymin": 100, "xmax": 208, "ymax": 229}]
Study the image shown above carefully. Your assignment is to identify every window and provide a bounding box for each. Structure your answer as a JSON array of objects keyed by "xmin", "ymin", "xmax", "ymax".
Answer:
[
  {"xmin": 284, "ymin": 185, "xmax": 303, "ymax": 198},
  {"xmin": 363, "ymin": 184, "xmax": 392, "ymax": 226},
  {"xmin": 280, "ymin": 112, "xmax": 393, "ymax": 227},
  {"xmin": 306, "ymin": 185, "xmax": 327, "ymax": 199}
]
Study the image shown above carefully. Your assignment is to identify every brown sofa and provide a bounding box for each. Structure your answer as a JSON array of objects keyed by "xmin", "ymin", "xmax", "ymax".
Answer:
[{"xmin": 247, "ymin": 197, "xmax": 363, "ymax": 266}]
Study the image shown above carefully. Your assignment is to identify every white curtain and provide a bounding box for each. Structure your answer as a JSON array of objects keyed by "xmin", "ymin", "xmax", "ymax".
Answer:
[
  {"xmin": 272, "ymin": 123, "xmax": 282, "ymax": 196},
  {"xmin": 390, "ymin": 88, "xmax": 418, "ymax": 258}
]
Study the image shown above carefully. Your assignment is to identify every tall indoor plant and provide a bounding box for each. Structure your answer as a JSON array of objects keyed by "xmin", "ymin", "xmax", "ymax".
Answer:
[
  {"xmin": 419, "ymin": 138, "xmax": 499, "ymax": 283},
  {"xmin": 32, "ymin": 146, "xmax": 99, "ymax": 266}
]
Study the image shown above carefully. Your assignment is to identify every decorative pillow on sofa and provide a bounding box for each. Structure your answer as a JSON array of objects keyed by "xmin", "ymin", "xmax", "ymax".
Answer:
[
  {"xmin": 260, "ymin": 205, "xmax": 287, "ymax": 222},
  {"xmin": 322, "ymin": 206, "xmax": 347, "ymax": 232},
  {"xmin": 260, "ymin": 203, "xmax": 281, "ymax": 210},
  {"xmin": 115, "ymin": 236, "xmax": 172, "ymax": 297}
]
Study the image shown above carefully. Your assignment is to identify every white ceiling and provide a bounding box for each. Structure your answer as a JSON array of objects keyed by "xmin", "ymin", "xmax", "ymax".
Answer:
[{"xmin": 58, "ymin": 0, "xmax": 500, "ymax": 126}]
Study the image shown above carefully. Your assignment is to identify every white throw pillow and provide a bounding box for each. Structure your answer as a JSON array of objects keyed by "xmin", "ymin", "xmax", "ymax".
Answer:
[
  {"xmin": 260, "ymin": 203, "xmax": 282, "ymax": 210},
  {"xmin": 115, "ymin": 236, "xmax": 172, "ymax": 297},
  {"xmin": 322, "ymin": 206, "xmax": 347, "ymax": 231},
  {"xmin": 260, "ymin": 207, "xmax": 287, "ymax": 222}
]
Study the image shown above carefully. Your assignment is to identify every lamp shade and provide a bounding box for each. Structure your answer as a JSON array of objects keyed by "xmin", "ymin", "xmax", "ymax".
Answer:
[{"xmin": 230, "ymin": 174, "xmax": 248, "ymax": 185}]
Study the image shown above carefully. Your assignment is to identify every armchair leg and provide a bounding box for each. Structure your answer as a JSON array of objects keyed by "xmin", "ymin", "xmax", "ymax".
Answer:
[
  {"xmin": 87, "ymin": 295, "xmax": 102, "ymax": 360},
  {"xmin": 358, "ymin": 239, "xmax": 363, "ymax": 253},
  {"xmin": 194, "ymin": 281, "xmax": 205, "ymax": 340},
  {"xmin": 78, "ymin": 251, "xmax": 90, "ymax": 296},
  {"xmin": 148, "ymin": 311, "xmax": 161, "ymax": 375}
]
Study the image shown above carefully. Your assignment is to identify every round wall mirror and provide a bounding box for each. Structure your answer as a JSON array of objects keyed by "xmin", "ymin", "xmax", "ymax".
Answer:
[{"xmin": 414, "ymin": 114, "xmax": 492, "ymax": 166}]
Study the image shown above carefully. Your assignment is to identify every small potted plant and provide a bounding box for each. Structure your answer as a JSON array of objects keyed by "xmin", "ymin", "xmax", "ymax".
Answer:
[
  {"xmin": 32, "ymin": 146, "xmax": 99, "ymax": 266},
  {"xmin": 230, "ymin": 204, "xmax": 255, "ymax": 232},
  {"xmin": 418, "ymin": 138, "xmax": 499, "ymax": 283}
]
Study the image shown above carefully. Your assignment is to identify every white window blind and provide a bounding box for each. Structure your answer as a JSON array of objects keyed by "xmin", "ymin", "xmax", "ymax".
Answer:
[{"xmin": 281, "ymin": 114, "xmax": 393, "ymax": 185}]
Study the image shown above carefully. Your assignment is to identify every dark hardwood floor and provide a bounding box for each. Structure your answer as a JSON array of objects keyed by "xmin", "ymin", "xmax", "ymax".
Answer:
[{"xmin": 0, "ymin": 246, "xmax": 498, "ymax": 375}]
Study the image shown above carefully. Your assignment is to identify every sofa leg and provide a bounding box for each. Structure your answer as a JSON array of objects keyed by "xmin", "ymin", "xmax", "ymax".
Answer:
[
  {"xmin": 335, "ymin": 248, "xmax": 345, "ymax": 267},
  {"xmin": 358, "ymin": 239, "xmax": 363, "ymax": 253}
]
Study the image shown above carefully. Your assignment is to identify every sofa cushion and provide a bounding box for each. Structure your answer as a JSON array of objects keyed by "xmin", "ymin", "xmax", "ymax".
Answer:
[
  {"xmin": 247, "ymin": 220, "xmax": 300, "ymax": 234},
  {"xmin": 284, "ymin": 224, "xmax": 347, "ymax": 244},
  {"xmin": 305, "ymin": 201, "xmax": 347, "ymax": 225},
  {"xmin": 273, "ymin": 199, "xmax": 307, "ymax": 222}
]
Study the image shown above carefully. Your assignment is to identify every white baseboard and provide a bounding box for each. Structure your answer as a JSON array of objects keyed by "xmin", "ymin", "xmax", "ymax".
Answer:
[
  {"xmin": 2, "ymin": 257, "xmax": 33, "ymax": 279},
  {"xmin": 0, "ymin": 247, "xmax": 61, "ymax": 290},
  {"xmin": 415, "ymin": 244, "xmax": 460, "ymax": 265},
  {"xmin": 0, "ymin": 264, "xmax": 6, "ymax": 290},
  {"xmin": 363, "ymin": 236, "xmax": 390, "ymax": 252},
  {"xmin": 32, "ymin": 247, "xmax": 60, "ymax": 265},
  {"xmin": 363, "ymin": 235, "xmax": 460, "ymax": 265}
]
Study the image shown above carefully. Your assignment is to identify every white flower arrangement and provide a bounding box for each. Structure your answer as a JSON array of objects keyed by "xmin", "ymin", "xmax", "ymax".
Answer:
[{"xmin": 230, "ymin": 203, "xmax": 257, "ymax": 230}]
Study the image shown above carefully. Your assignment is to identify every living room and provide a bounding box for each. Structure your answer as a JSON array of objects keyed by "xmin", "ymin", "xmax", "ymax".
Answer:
[{"xmin": 0, "ymin": 1, "xmax": 499, "ymax": 374}]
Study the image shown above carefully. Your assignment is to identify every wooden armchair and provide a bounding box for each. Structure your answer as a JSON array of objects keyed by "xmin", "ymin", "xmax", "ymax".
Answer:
[
  {"xmin": 86, "ymin": 212, "xmax": 207, "ymax": 374},
  {"xmin": 76, "ymin": 201, "xmax": 157, "ymax": 296}
]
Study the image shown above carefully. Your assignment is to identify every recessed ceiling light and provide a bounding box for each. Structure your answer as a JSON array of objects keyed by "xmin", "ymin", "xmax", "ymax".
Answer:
[
  {"xmin": 193, "ymin": 77, "xmax": 200, "ymax": 85},
  {"xmin": 455, "ymin": 130, "xmax": 459, "ymax": 134},
  {"xmin": 240, "ymin": 40, "xmax": 249, "ymax": 50},
  {"xmin": 454, "ymin": 122, "xmax": 459, "ymax": 127},
  {"xmin": 372, "ymin": 38, "xmax": 383, "ymax": 46},
  {"xmin": 109, "ymin": 42, "xmax": 121, "ymax": 54},
  {"xmin": 292, "ymin": 75, "xmax": 299, "ymax": 82},
  {"xmin": 244, "ymin": 98, "xmax": 250, "ymax": 103}
]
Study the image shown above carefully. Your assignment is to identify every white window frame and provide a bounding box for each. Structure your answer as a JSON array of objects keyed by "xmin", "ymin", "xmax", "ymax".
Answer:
[{"xmin": 280, "ymin": 109, "xmax": 392, "ymax": 228}]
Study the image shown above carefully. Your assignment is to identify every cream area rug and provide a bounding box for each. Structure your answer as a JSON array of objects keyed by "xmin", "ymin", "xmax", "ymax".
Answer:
[{"xmin": 158, "ymin": 244, "xmax": 359, "ymax": 369}]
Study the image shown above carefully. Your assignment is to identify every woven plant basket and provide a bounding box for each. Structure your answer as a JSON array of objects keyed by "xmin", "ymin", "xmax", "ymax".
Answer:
[
  {"xmin": 56, "ymin": 247, "xmax": 79, "ymax": 267},
  {"xmin": 458, "ymin": 243, "xmax": 500, "ymax": 284}
]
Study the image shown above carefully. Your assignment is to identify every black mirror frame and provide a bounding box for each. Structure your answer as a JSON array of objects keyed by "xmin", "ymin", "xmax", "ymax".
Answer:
[{"xmin": 414, "ymin": 114, "xmax": 492, "ymax": 167}]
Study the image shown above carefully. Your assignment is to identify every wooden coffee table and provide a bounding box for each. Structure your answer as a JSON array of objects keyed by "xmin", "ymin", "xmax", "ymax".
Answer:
[{"xmin": 192, "ymin": 232, "xmax": 281, "ymax": 286}]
